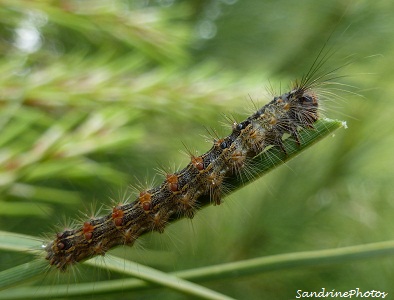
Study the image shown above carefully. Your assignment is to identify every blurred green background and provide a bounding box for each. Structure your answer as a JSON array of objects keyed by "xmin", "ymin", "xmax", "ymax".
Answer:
[{"xmin": 1, "ymin": 0, "xmax": 393, "ymax": 299}]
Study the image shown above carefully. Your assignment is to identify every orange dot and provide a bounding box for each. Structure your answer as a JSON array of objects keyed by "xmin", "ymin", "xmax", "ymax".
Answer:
[
  {"xmin": 139, "ymin": 191, "xmax": 152, "ymax": 211},
  {"xmin": 191, "ymin": 156, "xmax": 204, "ymax": 171},
  {"xmin": 112, "ymin": 206, "xmax": 124, "ymax": 226},
  {"xmin": 166, "ymin": 174, "xmax": 179, "ymax": 192},
  {"xmin": 83, "ymin": 222, "xmax": 94, "ymax": 240}
]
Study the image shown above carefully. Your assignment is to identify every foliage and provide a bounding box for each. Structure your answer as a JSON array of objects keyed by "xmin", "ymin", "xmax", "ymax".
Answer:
[{"xmin": 1, "ymin": 0, "xmax": 394, "ymax": 299}]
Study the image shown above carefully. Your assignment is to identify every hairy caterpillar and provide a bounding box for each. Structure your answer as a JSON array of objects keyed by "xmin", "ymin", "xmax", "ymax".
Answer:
[{"xmin": 44, "ymin": 51, "xmax": 341, "ymax": 271}]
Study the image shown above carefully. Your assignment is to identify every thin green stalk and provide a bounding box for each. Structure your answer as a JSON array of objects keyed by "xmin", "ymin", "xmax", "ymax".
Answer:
[{"xmin": 2, "ymin": 238, "xmax": 394, "ymax": 299}]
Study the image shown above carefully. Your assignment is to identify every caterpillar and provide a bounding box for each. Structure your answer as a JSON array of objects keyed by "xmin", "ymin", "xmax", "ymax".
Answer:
[{"xmin": 43, "ymin": 48, "xmax": 342, "ymax": 272}]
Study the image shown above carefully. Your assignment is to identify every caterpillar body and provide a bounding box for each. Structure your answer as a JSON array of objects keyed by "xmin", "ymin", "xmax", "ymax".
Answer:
[{"xmin": 45, "ymin": 59, "xmax": 336, "ymax": 271}]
